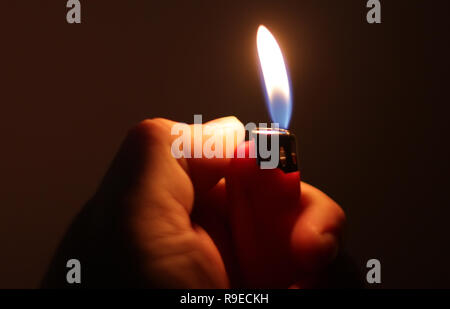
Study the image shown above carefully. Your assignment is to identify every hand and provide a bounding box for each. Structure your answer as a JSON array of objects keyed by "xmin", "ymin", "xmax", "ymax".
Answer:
[{"xmin": 43, "ymin": 116, "xmax": 345, "ymax": 288}]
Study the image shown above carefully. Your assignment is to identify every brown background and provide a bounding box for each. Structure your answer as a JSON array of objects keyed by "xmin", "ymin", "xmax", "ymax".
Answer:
[{"xmin": 1, "ymin": 0, "xmax": 449, "ymax": 288}]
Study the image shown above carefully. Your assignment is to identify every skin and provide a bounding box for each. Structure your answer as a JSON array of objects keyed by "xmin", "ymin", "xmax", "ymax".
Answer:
[{"xmin": 42, "ymin": 116, "xmax": 345, "ymax": 288}]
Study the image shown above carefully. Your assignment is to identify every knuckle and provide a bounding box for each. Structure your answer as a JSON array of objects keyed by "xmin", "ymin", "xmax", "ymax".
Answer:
[
  {"xmin": 322, "ymin": 194, "xmax": 346, "ymax": 232},
  {"xmin": 334, "ymin": 203, "xmax": 346, "ymax": 228},
  {"xmin": 326, "ymin": 201, "xmax": 346, "ymax": 238},
  {"xmin": 130, "ymin": 118, "xmax": 170, "ymax": 143}
]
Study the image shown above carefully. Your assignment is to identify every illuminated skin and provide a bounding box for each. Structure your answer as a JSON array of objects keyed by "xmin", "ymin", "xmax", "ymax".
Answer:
[{"xmin": 43, "ymin": 116, "xmax": 345, "ymax": 288}]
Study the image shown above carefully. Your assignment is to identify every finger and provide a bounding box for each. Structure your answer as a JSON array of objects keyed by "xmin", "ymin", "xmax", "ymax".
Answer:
[
  {"xmin": 193, "ymin": 177, "xmax": 228, "ymax": 219},
  {"xmin": 186, "ymin": 116, "xmax": 246, "ymax": 192},
  {"xmin": 93, "ymin": 116, "xmax": 244, "ymax": 244},
  {"xmin": 151, "ymin": 116, "xmax": 246, "ymax": 193},
  {"xmin": 104, "ymin": 116, "xmax": 245, "ymax": 209},
  {"xmin": 191, "ymin": 178, "xmax": 238, "ymax": 284},
  {"xmin": 99, "ymin": 117, "xmax": 244, "ymax": 288},
  {"xmin": 291, "ymin": 182, "xmax": 346, "ymax": 274}
]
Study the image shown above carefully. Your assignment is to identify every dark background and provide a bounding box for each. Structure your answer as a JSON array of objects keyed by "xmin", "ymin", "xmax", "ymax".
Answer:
[{"xmin": 1, "ymin": 0, "xmax": 449, "ymax": 288}]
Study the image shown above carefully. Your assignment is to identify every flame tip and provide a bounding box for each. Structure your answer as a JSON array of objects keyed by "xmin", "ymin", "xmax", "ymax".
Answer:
[{"xmin": 256, "ymin": 24, "xmax": 292, "ymax": 129}]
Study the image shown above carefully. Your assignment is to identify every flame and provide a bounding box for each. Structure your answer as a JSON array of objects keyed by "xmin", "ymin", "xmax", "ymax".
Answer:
[{"xmin": 257, "ymin": 25, "xmax": 292, "ymax": 129}]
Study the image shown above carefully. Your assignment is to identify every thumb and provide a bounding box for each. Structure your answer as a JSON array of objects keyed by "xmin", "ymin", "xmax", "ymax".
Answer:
[
  {"xmin": 94, "ymin": 116, "xmax": 244, "ymax": 288},
  {"xmin": 96, "ymin": 116, "xmax": 245, "ymax": 234}
]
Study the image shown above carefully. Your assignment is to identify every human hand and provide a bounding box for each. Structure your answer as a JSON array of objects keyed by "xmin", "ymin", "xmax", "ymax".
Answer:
[{"xmin": 43, "ymin": 116, "xmax": 345, "ymax": 288}]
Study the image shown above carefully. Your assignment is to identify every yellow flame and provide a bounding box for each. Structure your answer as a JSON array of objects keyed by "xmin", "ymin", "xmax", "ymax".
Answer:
[{"xmin": 256, "ymin": 25, "xmax": 291, "ymax": 106}]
